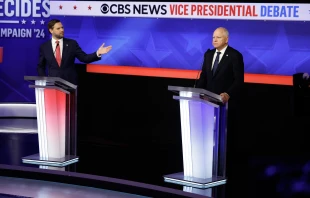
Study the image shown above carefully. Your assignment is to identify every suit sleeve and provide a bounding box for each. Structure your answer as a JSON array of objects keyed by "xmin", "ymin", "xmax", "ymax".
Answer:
[
  {"xmin": 226, "ymin": 52, "xmax": 244, "ymax": 98},
  {"xmin": 37, "ymin": 45, "xmax": 47, "ymax": 76},
  {"xmin": 196, "ymin": 51, "xmax": 209, "ymax": 88},
  {"xmin": 73, "ymin": 40, "xmax": 101, "ymax": 63}
]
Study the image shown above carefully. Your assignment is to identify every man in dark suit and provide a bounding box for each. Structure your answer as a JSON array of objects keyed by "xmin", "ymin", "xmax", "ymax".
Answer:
[
  {"xmin": 196, "ymin": 27, "xmax": 244, "ymax": 195},
  {"xmin": 196, "ymin": 27, "xmax": 244, "ymax": 103},
  {"xmin": 37, "ymin": 19, "xmax": 112, "ymax": 85},
  {"xmin": 196, "ymin": 26, "xmax": 244, "ymax": 136}
]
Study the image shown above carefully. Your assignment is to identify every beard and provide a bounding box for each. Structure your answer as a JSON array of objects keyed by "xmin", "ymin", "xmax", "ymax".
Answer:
[{"xmin": 54, "ymin": 33, "xmax": 64, "ymax": 39}]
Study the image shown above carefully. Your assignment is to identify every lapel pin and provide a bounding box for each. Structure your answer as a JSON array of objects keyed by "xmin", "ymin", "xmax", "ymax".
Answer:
[
  {"xmin": 226, "ymin": 54, "xmax": 228, "ymax": 56},
  {"xmin": 66, "ymin": 44, "xmax": 68, "ymax": 47}
]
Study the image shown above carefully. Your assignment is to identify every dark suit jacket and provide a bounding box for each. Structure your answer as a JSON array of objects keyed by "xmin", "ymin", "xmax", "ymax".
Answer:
[
  {"xmin": 196, "ymin": 46, "xmax": 244, "ymax": 101},
  {"xmin": 37, "ymin": 38, "xmax": 101, "ymax": 85}
]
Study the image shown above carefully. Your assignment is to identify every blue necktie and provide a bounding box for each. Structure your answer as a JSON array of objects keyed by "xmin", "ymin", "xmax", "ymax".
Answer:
[{"xmin": 212, "ymin": 52, "xmax": 221, "ymax": 75}]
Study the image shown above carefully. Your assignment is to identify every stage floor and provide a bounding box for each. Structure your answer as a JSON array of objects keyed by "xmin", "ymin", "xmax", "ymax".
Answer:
[
  {"xmin": 0, "ymin": 118, "xmax": 226, "ymax": 198},
  {"xmin": 1, "ymin": 117, "xmax": 310, "ymax": 198},
  {"xmin": 0, "ymin": 175, "xmax": 147, "ymax": 198}
]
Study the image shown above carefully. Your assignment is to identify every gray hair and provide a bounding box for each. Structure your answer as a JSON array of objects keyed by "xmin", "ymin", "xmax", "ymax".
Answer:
[{"xmin": 217, "ymin": 27, "xmax": 229, "ymax": 38}]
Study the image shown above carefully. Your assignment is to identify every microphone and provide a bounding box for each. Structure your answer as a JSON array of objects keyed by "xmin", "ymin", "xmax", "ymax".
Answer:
[{"xmin": 194, "ymin": 48, "xmax": 210, "ymax": 88}]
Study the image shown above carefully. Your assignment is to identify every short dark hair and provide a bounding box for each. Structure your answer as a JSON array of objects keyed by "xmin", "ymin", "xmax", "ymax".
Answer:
[{"xmin": 47, "ymin": 19, "xmax": 61, "ymax": 30}]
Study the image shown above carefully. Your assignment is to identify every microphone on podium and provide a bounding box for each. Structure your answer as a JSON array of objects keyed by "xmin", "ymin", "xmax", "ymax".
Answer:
[{"xmin": 194, "ymin": 48, "xmax": 210, "ymax": 88}]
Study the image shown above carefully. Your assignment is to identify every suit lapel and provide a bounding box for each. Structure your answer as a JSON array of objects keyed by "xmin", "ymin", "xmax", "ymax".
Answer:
[
  {"xmin": 61, "ymin": 39, "xmax": 69, "ymax": 66},
  {"xmin": 213, "ymin": 46, "xmax": 230, "ymax": 77},
  {"xmin": 47, "ymin": 40, "xmax": 59, "ymax": 65},
  {"xmin": 207, "ymin": 50, "xmax": 215, "ymax": 73}
]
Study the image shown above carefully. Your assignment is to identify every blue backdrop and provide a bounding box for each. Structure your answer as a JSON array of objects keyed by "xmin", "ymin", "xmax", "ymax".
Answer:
[
  {"xmin": 1, "ymin": 2, "xmax": 310, "ymax": 102},
  {"xmin": 0, "ymin": 0, "xmax": 49, "ymax": 102},
  {"xmin": 58, "ymin": 16, "xmax": 310, "ymax": 75}
]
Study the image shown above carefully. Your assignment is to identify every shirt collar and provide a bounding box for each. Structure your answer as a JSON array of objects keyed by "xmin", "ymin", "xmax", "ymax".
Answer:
[
  {"xmin": 51, "ymin": 37, "xmax": 63, "ymax": 45},
  {"xmin": 216, "ymin": 45, "xmax": 228, "ymax": 54}
]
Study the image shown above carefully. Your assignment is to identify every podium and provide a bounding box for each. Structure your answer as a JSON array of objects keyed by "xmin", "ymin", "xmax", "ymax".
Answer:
[
  {"xmin": 164, "ymin": 86, "xmax": 228, "ymax": 189},
  {"xmin": 22, "ymin": 76, "xmax": 79, "ymax": 167}
]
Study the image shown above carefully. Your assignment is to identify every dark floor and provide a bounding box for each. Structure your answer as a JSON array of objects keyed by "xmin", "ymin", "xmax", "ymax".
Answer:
[
  {"xmin": 0, "ymin": 118, "xmax": 222, "ymax": 198},
  {"xmin": 0, "ymin": 175, "xmax": 148, "ymax": 198},
  {"xmin": 1, "ymin": 116, "xmax": 310, "ymax": 198}
]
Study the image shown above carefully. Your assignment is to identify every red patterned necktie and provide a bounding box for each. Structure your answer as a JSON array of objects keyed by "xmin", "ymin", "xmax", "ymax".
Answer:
[{"xmin": 55, "ymin": 40, "xmax": 61, "ymax": 67}]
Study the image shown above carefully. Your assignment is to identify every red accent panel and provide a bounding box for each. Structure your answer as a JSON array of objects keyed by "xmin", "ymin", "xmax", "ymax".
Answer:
[
  {"xmin": 87, "ymin": 64, "xmax": 293, "ymax": 86},
  {"xmin": 244, "ymin": 73, "xmax": 292, "ymax": 86},
  {"xmin": 87, "ymin": 64, "xmax": 197, "ymax": 79},
  {"xmin": 44, "ymin": 89, "xmax": 66, "ymax": 158}
]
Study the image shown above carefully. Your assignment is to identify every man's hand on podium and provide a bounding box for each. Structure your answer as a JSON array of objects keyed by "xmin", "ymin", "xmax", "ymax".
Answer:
[{"xmin": 220, "ymin": 92, "xmax": 230, "ymax": 103}]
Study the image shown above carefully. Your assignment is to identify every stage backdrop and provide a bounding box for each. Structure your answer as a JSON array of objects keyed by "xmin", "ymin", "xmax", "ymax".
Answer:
[
  {"xmin": 0, "ymin": 0, "xmax": 50, "ymax": 102},
  {"xmin": 1, "ymin": 1, "xmax": 310, "ymax": 102},
  {"xmin": 50, "ymin": 1, "xmax": 310, "ymax": 76}
]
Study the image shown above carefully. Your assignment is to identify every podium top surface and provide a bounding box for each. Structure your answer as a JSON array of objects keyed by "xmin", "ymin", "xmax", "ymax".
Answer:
[
  {"xmin": 168, "ymin": 86, "xmax": 223, "ymax": 103},
  {"xmin": 24, "ymin": 76, "xmax": 77, "ymax": 89}
]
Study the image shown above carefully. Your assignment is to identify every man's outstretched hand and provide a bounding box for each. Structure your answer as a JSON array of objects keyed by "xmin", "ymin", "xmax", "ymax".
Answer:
[{"xmin": 97, "ymin": 43, "xmax": 112, "ymax": 56}]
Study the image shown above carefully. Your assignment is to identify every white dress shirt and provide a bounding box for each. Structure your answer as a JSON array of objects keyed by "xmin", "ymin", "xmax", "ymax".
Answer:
[
  {"xmin": 51, "ymin": 38, "xmax": 63, "ymax": 58},
  {"xmin": 211, "ymin": 45, "xmax": 228, "ymax": 70}
]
